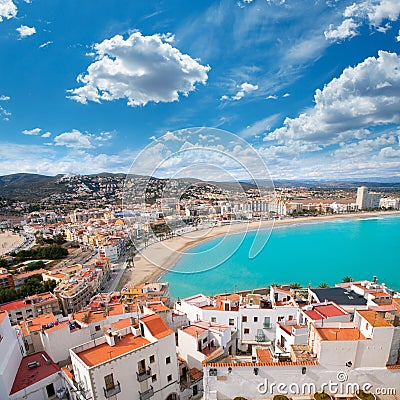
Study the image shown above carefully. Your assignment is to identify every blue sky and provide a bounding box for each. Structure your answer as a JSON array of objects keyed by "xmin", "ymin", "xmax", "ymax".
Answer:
[{"xmin": 0, "ymin": 0, "xmax": 400, "ymax": 180}]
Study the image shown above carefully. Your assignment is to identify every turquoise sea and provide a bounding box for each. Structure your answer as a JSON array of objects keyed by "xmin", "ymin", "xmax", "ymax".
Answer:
[{"xmin": 162, "ymin": 215, "xmax": 400, "ymax": 299}]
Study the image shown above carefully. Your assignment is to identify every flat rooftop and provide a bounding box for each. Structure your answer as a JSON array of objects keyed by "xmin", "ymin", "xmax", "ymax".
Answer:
[
  {"xmin": 303, "ymin": 303, "xmax": 348, "ymax": 320},
  {"xmin": 316, "ymin": 327, "xmax": 366, "ymax": 341},
  {"xmin": 311, "ymin": 288, "xmax": 367, "ymax": 306},
  {"xmin": 357, "ymin": 309, "xmax": 392, "ymax": 327},
  {"xmin": 10, "ymin": 352, "xmax": 60, "ymax": 395},
  {"xmin": 76, "ymin": 334, "xmax": 150, "ymax": 367}
]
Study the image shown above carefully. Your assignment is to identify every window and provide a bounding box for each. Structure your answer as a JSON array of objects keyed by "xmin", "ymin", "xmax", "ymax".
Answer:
[
  {"xmin": 288, "ymin": 315, "xmax": 293, "ymax": 321},
  {"xmin": 254, "ymin": 316, "xmax": 258, "ymax": 323},
  {"xmin": 46, "ymin": 383, "xmax": 55, "ymax": 398},
  {"xmin": 202, "ymin": 338, "xmax": 207, "ymax": 344},
  {"xmin": 149, "ymin": 355, "xmax": 155, "ymax": 363},
  {"xmin": 167, "ymin": 374, "xmax": 172, "ymax": 382},
  {"xmin": 95, "ymin": 325, "xmax": 101, "ymax": 332},
  {"xmin": 211, "ymin": 317, "xmax": 216, "ymax": 323},
  {"xmin": 228, "ymin": 318, "xmax": 234, "ymax": 326},
  {"xmin": 278, "ymin": 316, "xmax": 284, "ymax": 322},
  {"xmin": 193, "ymin": 384, "xmax": 198, "ymax": 396},
  {"xmin": 263, "ymin": 317, "xmax": 271, "ymax": 329},
  {"xmin": 166, "ymin": 356, "xmax": 171, "ymax": 364},
  {"xmin": 244, "ymin": 328, "xmax": 250, "ymax": 334},
  {"xmin": 152, "ymin": 374, "xmax": 157, "ymax": 382},
  {"xmin": 242, "ymin": 316, "xmax": 247, "ymax": 322},
  {"xmin": 104, "ymin": 373, "xmax": 115, "ymax": 390}
]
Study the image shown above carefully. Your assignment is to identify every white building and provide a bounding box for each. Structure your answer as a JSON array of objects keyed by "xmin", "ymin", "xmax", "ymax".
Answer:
[
  {"xmin": 356, "ymin": 186, "xmax": 381, "ymax": 210},
  {"xmin": 0, "ymin": 310, "xmax": 65, "ymax": 400},
  {"xmin": 202, "ymin": 308, "xmax": 400, "ymax": 399},
  {"xmin": 380, "ymin": 197, "xmax": 400, "ymax": 210},
  {"xmin": 64, "ymin": 313, "xmax": 180, "ymax": 400},
  {"xmin": 0, "ymin": 311, "xmax": 25, "ymax": 397},
  {"xmin": 177, "ymin": 321, "xmax": 236, "ymax": 370},
  {"xmin": 174, "ymin": 288, "xmax": 298, "ymax": 352}
]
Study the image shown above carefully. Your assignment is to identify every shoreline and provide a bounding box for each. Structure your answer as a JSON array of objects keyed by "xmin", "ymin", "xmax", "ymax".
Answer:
[{"xmin": 117, "ymin": 210, "xmax": 400, "ymax": 290}]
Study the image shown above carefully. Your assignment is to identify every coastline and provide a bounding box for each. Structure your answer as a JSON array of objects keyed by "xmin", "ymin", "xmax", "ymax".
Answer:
[{"xmin": 117, "ymin": 210, "xmax": 400, "ymax": 290}]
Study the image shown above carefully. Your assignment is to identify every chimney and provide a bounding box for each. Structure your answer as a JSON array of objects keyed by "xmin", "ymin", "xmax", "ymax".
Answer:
[{"xmin": 105, "ymin": 330, "xmax": 116, "ymax": 346}]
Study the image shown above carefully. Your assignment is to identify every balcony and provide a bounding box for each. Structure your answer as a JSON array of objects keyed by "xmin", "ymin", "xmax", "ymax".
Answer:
[
  {"xmin": 139, "ymin": 386, "xmax": 154, "ymax": 400},
  {"xmin": 103, "ymin": 382, "xmax": 121, "ymax": 398},
  {"xmin": 137, "ymin": 369, "xmax": 152, "ymax": 382}
]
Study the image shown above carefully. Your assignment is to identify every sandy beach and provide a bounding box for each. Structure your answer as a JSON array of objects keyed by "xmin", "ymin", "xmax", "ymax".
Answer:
[
  {"xmin": 0, "ymin": 231, "xmax": 24, "ymax": 257},
  {"xmin": 117, "ymin": 210, "xmax": 400, "ymax": 290}
]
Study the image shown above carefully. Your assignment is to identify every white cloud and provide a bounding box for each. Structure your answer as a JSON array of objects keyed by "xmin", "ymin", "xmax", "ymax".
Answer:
[
  {"xmin": 16, "ymin": 25, "xmax": 36, "ymax": 38},
  {"xmin": 67, "ymin": 31, "xmax": 210, "ymax": 107},
  {"xmin": 324, "ymin": 18, "xmax": 360, "ymax": 41},
  {"xmin": 0, "ymin": 105, "xmax": 11, "ymax": 121},
  {"xmin": 53, "ymin": 129, "xmax": 113, "ymax": 148},
  {"xmin": 39, "ymin": 41, "xmax": 53, "ymax": 48},
  {"xmin": 282, "ymin": 93, "xmax": 290, "ymax": 97},
  {"xmin": 267, "ymin": 51, "xmax": 400, "ymax": 145},
  {"xmin": 54, "ymin": 130, "xmax": 93, "ymax": 149},
  {"xmin": 396, "ymin": 30, "xmax": 400, "ymax": 41},
  {"xmin": 220, "ymin": 95, "xmax": 229, "ymax": 101},
  {"xmin": 266, "ymin": 95, "xmax": 278, "ymax": 100},
  {"xmin": 238, "ymin": 114, "xmax": 281, "ymax": 138},
  {"xmin": 232, "ymin": 82, "xmax": 258, "ymax": 100},
  {"xmin": 0, "ymin": 0, "xmax": 17, "ymax": 22},
  {"xmin": 41, "ymin": 131, "xmax": 51, "ymax": 138},
  {"xmin": 327, "ymin": 0, "xmax": 400, "ymax": 42},
  {"xmin": 22, "ymin": 127, "xmax": 41, "ymax": 135},
  {"xmin": 0, "ymin": 95, "xmax": 10, "ymax": 101},
  {"xmin": 0, "ymin": 143, "xmax": 133, "ymax": 176}
]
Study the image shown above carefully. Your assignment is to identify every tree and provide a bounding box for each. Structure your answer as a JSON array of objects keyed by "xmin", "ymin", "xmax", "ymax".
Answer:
[
  {"xmin": 342, "ymin": 276, "xmax": 353, "ymax": 283},
  {"xmin": 0, "ymin": 259, "xmax": 8, "ymax": 268},
  {"xmin": 318, "ymin": 283, "xmax": 329, "ymax": 288},
  {"xmin": 289, "ymin": 283, "xmax": 302, "ymax": 289}
]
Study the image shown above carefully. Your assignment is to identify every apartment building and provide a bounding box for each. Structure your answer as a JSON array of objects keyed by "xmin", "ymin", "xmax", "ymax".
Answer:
[
  {"xmin": 175, "ymin": 287, "xmax": 299, "ymax": 352},
  {"xmin": 55, "ymin": 279, "xmax": 92, "ymax": 315},
  {"xmin": 63, "ymin": 313, "xmax": 180, "ymax": 400},
  {"xmin": 0, "ymin": 268, "xmax": 14, "ymax": 289},
  {"xmin": 0, "ymin": 292, "xmax": 60, "ymax": 324}
]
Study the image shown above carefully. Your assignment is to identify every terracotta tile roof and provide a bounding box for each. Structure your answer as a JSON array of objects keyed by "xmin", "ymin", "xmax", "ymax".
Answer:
[
  {"xmin": 188, "ymin": 367, "xmax": 203, "ymax": 381},
  {"xmin": 76, "ymin": 334, "xmax": 150, "ymax": 367},
  {"xmin": 256, "ymin": 348, "xmax": 273, "ymax": 363},
  {"xmin": 303, "ymin": 303, "xmax": 347, "ymax": 320},
  {"xmin": 204, "ymin": 360, "xmax": 318, "ymax": 367},
  {"xmin": 140, "ymin": 313, "xmax": 173, "ymax": 339},
  {"xmin": 10, "ymin": 352, "xmax": 60, "ymax": 395},
  {"xmin": 357, "ymin": 309, "xmax": 392, "ymax": 327},
  {"xmin": 0, "ymin": 299, "xmax": 28, "ymax": 311},
  {"xmin": 14, "ymin": 269, "xmax": 46, "ymax": 280},
  {"xmin": 316, "ymin": 327, "xmax": 366, "ymax": 341}
]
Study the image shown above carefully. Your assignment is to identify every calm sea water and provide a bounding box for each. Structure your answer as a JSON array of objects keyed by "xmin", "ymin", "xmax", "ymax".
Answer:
[{"xmin": 162, "ymin": 215, "xmax": 400, "ymax": 299}]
